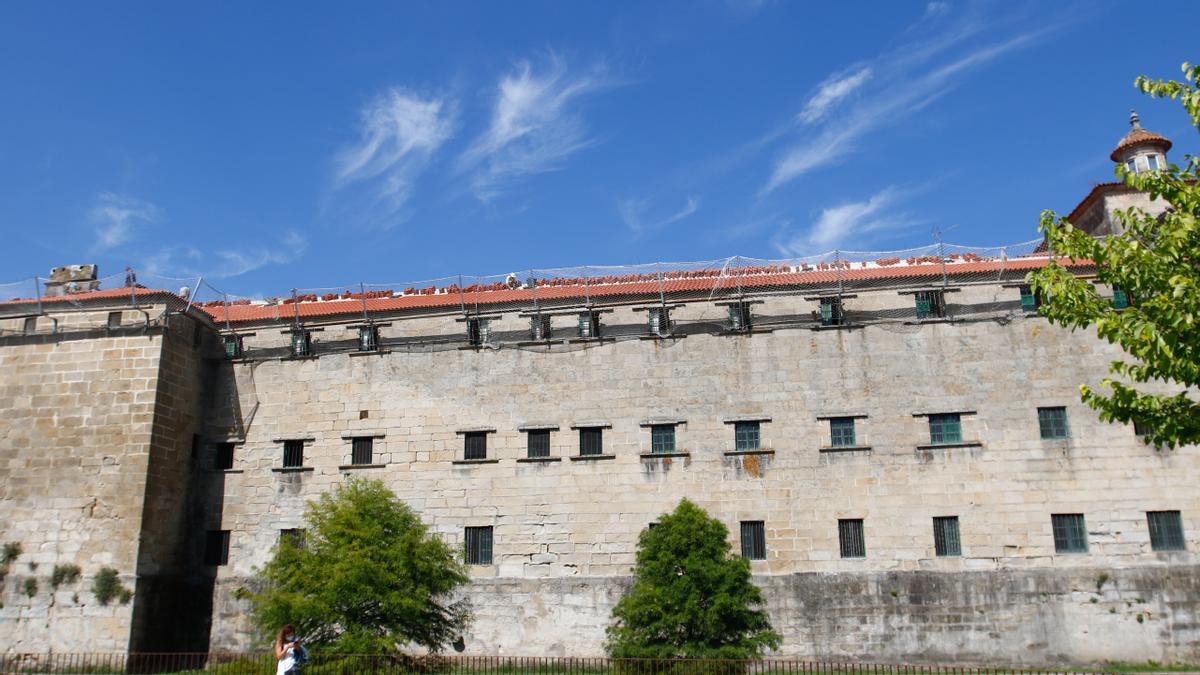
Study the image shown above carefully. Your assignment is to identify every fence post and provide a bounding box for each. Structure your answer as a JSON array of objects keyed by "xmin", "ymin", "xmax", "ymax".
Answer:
[
  {"xmin": 290, "ymin": 289, "xmax": 300, "ymax": 331},
  {"xmin": 583, "ymin": 266, "xmax": 591, "ymax": 306},
  {"xmin": 458, "ymin": 274, "xmax": 466, "ymax": 314},
  {"xmin": 834, "ymin": 250, "xmax": 843, "ymax": 297},
  {"xmin": 937, "ymin": 234, "xmax": 949, "ymax": 289},
  {"xmin": 359, "ymin": 282, "xmax": 369, "ymax": 322},
  {"xmin": 184, "ymin": 276, "xmax": 202, "ymax": 315},
  {"xmin": 224, "ymin": 293, "xmax": 233, "ymax": 332},
  {"xmin": 34, "ymin": 276, "xmax": 42, "ymax": 316}
]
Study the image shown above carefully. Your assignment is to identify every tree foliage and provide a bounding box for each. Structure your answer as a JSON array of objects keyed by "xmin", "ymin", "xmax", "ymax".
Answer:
[
  {"xmin": 250, "ymin": 478, "xmax": 470, "ymax": 654},
  {"xmin": 1027, "ymin": 62, "xmax": 1200, "ymax": 449},
  {"xmin": 606, "ymin": 499, "xmax": 781, "ymax": 659}
]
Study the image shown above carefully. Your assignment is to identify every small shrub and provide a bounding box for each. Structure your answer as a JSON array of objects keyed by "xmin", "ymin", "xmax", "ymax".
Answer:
[
  {"xmin": 1136, "ymin": 613, "xmax": 1145, "ymax": 624},
  {"xmin": 1090, "ymin": 597, "xmax": 1099, "ymax": 604},
  {"xmin": 119, "ymin": 588, "xmax": 133, "ymax": 604},
  {"xmin": 72, "ymin": 593, "xmax": 80, "ymax": 604},
  {"xmin": 93, "ymin": 567, "xmax": 130, "ymax": 606},
  {"xmin": 28, "ymin": 561, "xmax": 38, "ymax": 572},
  {"xmin": 2, "ymin": 542, "xmax": 21, "ymax": 565},
  {"xmin": 23, "ymin": 578, "xmax": 38, "ymax": 597},
  {"xmin": 1096, "ymin": 572, "xmax": 1110, "ymax": 592},
  {"xmin": 51, "ymin": 564, "xmax": 82, "ymax": 589}
]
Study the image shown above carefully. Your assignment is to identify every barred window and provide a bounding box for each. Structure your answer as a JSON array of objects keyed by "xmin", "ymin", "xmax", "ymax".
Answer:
[
  {"xmin": 467, "ymin": 318, "xmax": 490, "ymax": 346},
  {"xmin": 223, "ymin": 334, "xmax": 242, "ymax": 359},
  {"xmin": 838, "ymin": 519, "xmax": 865, "ymax": 558},
  {"xmin": 527, "ymin": 430, "xmax": 551, "ymax": 458},
  {"xmin": 933, "ymin": 516, "xmax": 961, "ymax": 556},
  {"xmin": 579, "ymin": 427, "xmax": 603, "ymax": 456},
  {"xmin": 915, "ymin": 290, "xmax": 946, "ymax": 319},
  {"xmin": 648, "ymin": 307, "xmax": 671, "ymax": 335},
  {"xmin": 1052, "ymin": 514, "xmax": 1088, "ymax": 553},
  {"xmin": 728, "ymin": 303, "xmax": 752, "ymax": 331},
  {"xmin": 1112, "ymin": 286, "xmax": 1130, "ymax": 309},
  {"xmin": 351, "ymin": 437, "xmax": 374, "ymax": 465},
  {"xmin": 280, "ymin": 528, "xmax": 306, "ymax": 549},
  {"xmin": 1147, "ymin": 511, "xmax": 1185, "ymax": 551},
  {"xmin": 215, "ymin": 442, "xmax": 235, "ymax": 470},
  {"xmin": 819, "ymin": 297, "xmax": 843, "ymax": 326},
  {"xmin": 734, "ymin": 422, "xmax": 760, "ymax": 451},
  {"xmin": 23, "ymin": 317, "xmax": 37, "ymax": 335},
  {"xmin": 1038, "ymin": 407, "xmax": 1069, "ymax": 439},
  {"xmin": 530, "ymin": 315, "xmax": 552, "ymax": 340},
  {"xmin": 464, "ymin": 432, "xmax": 488, "ymax": 460},
  {"xmin": 1133, "ymin": 419, "xmax": 1152, "ymax": 437},
  {"xmin": 830, "ymin": 417, "xmax": 856, "ymax": 448},
  {"xmin": 651, "ymin": 425, "xmax": 675, "ymax": 453},
  {"xmin": 740, "ymin": 521, "xmax": 766, "ymax": 560},
  {"xmin": 578, "ymin": 312, "xmax": 601, "ymax": 338},
  {"xmin": 204, "ymin": 530, "xmax": 230, "ymax": 566},
  {"xmin": 107, "ymin": 312, "xmax": 122, "ymax": 329},
  {"xmin": 928, "ymin": 413, "xmax": 962, "ymax": 445},
  {"xmin": 465, "ymin": 526, "xmax": 493, "ymax": 565},
  {"xmin": 1019, "ymin": 285, "xmax": 1042, "ymax": 311},
  {"xmin": 357, "ymin": 325, "xmax": 378, "ymax": 352},
  {"xmin": 282, "ymin": 440, "xmax": 304, "ymax": 468},
  {"xmin": 290, "ymin": 331, "xmax": 311, "ymax": 357}
]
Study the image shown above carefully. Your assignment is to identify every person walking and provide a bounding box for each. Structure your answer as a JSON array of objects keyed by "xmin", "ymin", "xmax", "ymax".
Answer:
[{"xmin": 273, "ymin": 624, "xmax": 307, "ymax": 675}]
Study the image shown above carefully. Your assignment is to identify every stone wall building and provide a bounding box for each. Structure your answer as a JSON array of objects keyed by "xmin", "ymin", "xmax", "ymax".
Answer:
[{"xmin": 0, "ymin": 115, "xmax": 1196, "ymax": 665}]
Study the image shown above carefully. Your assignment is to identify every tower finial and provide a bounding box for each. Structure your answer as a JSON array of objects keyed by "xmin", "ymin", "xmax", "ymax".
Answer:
[{"xmin": 1130, "ymin": 109, "xmax": 1142, "ymax": 130}]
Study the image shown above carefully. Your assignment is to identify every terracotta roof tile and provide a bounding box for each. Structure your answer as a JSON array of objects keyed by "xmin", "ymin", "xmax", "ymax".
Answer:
[{"xmin": 1110, "ymin": 127, "xmax": 1172, "ymax": 161}]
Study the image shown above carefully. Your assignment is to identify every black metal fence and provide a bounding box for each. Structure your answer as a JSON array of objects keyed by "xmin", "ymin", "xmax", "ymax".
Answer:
[{"xmin": 0, "ymin": 654, "xmax": 1107, "ymax": 675}]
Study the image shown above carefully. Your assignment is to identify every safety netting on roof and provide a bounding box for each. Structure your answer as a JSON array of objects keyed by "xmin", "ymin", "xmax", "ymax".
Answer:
[{"xmin": 1, "ymin": 237, "xmax": 1063, "ymax": 343}]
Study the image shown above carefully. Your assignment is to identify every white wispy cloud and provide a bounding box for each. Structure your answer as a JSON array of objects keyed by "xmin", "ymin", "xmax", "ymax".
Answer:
[
  {"xmin": 761, "ymin": 20, "xmax": 1056, "ymax": 195},
  {"xmin": 90, "ymin": 192, "xmax": 161, "ymax": 251},
  {"xmin": 773, "ymin": 187, "xmax": 917, "ymax": 256},
  {"xmin": 618, "ymin": 195, "xmax": 701, "ymax": 235},
  {"xmin": 797, "ymin": 66, "xmax": 873, "ymax": 124},
  {"xmin": 460, "ymin": 53, "xmax": 610, "ymax": 203},
  {"xmin": 140, "ymin": 231, "xmax": 307, "ymax": 280},
  {"xmin": 333, "ymin": 87, "xmax": 456, "ymax": 218},
  {"xmin": 925, "ymin": 2, "xmax": 950, "ymax": 18}
]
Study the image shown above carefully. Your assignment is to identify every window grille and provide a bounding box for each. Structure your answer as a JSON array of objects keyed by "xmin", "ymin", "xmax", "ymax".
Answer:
[
  {"xmin": 467, "ymin": 318, "xmax": 489, "ymax": 346},
  {"xmin": 290, "ymin": 331, "xmax": 311, "ymax": 357},
  {"xmin": 1037, "ymin": 407, "xmax": 1069, "ymax": 439},
  {"xmin": 838, "ymin": 519, "xmax": 865, "ymax": 558},
  {"xmin": 1133, "ymin": 419, "xmax": 1152, "ymax": 437},
  {"xmin": 107, "ymin": 312, "xmax": 122, "ymax": 329},
  {"xmin": 464, "ymin": 432, "xmax": 488, "ymax": 460},
  {"xmin": 351, "ymin": 437, "xmax": 374, "ymax": 465},
  {"xmin": 734, "ymin": 422, "xmax": 760, "ymax": 451},
  {"xmin": 1051, "ymin": 514, "xmax": 1088, "ymax": 553},
  {"xmin": 933, "ymin": 516, "xmax": 961, "ymax": 556},
  {"xmin": 223, "ymin": 335, "xmax": 242, "ymax": 359},
  {"xmin": 648, "ymin": 307, "xmax": 671, "ymax": 335},
  {"xmin": 527, "ymin": 430, "xmax": 551, "ymax": 458},
  {"xmin": 280, "ymin": 528, "xmax": 306, "ymax": 549},
  {"xmin": 1147, "ymin": 511, "xmax": 1185, "ymax": 551},
  {"xmin": 357, "ymin": 326, "xmax": 378, "ymax": 352},
  {"xmin": 650, "ymin": 425, "xmax": 675, "ymax": 453},
  {"xmin": 740, "ymin": 521, "xmax": 766, "ymax": 560},
  {"xmin": 579, "ymin": 427, "xmax": 603, "ymax": 456},
  {"xmin": 529, "ymin": 314, "xmax": 552, "ymax": 340},
  {"xmin": 282, "ymin": 440, "xmax": 304, "ymax": 468},
  {"xmin": 928, "ymin": 413, "xmax": 962, "ymax": 445},
  {"xmin": 465, "ymin": 526, "xmax": 493, "ymax": 565},
  {"xmin": 23, "ymin": 317, "xmax": 37, "ymax": 334},
  {"xmin": 915, "ymin": 290, "xmax": 946, "ymax": 319},
  {"xmin": 830, "ymin": 417, "xmax": 856, "ymax": 447},
  {"xmin": 215, "ymin": 442, "xmax": 235, "ymax": 470},
  {"xmin": 728, "ymin": 303, "xmax": 752, "ymax": 331},
  {"xmin": 819, "ymin": 297, "xmax": 843, "ymax": 326},
  {"xmin": 578, "ymin": 311, "xmax": 601, "ymax": 338},
  {"xmin": 204, "ymin": 530, "xmax": 230, "ymax": 566},
  {"xmin": 1112, "ymin": 287, "xmax": 1130, "ymax": 309},
  {"xmin": 1019, "ymin": 285, "xmax": 1042, "ymax": 311}
]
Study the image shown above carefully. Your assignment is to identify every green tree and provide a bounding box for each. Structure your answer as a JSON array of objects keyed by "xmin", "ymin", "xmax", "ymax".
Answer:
[
  {"xmin": 1027, "ymin": 62, "xmax": 1200, "ymax": 449},
  {"xmin": 250, "ymin": 478, "xmax": 470, "ymax": 653},
  {"xmin": 606, "ymin": 499, "xmax": 781, "ymax": 659}
]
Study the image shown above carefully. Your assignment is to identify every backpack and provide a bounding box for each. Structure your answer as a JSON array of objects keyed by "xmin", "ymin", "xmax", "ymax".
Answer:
[{"xmin": 292, "ymin": 644, "xmax": 310, "ymax": 668}]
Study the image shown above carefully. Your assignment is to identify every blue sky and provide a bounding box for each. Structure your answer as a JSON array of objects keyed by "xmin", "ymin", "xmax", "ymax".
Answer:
[{"xmin": 1, "ymin": 1, "xmax": 1196, "ymax": 296}]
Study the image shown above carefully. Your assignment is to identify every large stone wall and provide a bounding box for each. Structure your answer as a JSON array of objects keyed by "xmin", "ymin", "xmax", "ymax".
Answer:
[
  {"xmin": 0, "ymin": 318, "xmax": 167, "ymax": 652},
  {"xmin": 196, "ymin": 281, "xmax": 1199, "ymax": 664}
]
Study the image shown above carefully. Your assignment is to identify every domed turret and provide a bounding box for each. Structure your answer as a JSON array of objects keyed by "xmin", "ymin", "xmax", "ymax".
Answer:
[{"xmin": 1110, "ymin": 110, "xmax": 1172, "ymax": 172}]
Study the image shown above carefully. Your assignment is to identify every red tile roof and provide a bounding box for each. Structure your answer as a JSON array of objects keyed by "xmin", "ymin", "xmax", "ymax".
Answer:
[
  {"xmin": 2, "ymin": 256, "xmax": 1086, "ymax": 326},
  {"xmin": 1110, "ymin": 127, "xmax": 1172, "ymax": 161}
]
